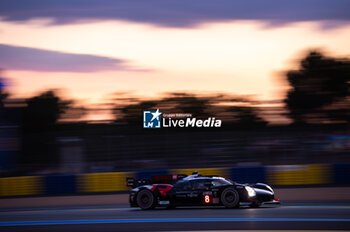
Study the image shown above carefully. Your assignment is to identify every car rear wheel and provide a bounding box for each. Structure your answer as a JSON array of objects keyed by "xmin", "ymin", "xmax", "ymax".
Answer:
[
  {"xmin": 221, "ymin": 187, "xmax": 239, "ymax": 208},
  {"xmin": 137, "ymin": 189, "xmax": 155, "ymax": 210}
]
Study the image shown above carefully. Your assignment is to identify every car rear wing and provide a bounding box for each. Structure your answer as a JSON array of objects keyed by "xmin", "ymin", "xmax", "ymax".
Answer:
[{"xmin": 126, "ymin": 174, "xmax": 187, "ymax": 188}]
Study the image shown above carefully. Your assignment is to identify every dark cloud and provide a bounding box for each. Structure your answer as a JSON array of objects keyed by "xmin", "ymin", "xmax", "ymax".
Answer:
[
  {"xmin": 0, "ymin": 44, "xmax": 147, "ymax": 72},
  {"xmin": 0, "ymin": 0, "xmax": 349, "ymax": 28}
]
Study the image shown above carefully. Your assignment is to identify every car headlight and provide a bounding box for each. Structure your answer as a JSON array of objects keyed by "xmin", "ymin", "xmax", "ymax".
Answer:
[
  {"xmin": 265, "ymin": 185, "xmax": 274, "ymax": 193},
  {"xmin": 245, "ymin": 186, "xmax": 256, "ymax": 197}
]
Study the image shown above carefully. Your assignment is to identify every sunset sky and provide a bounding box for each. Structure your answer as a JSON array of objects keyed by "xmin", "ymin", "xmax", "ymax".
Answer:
[{"xmin": 1, "ymin": 0, "xmax": 350, "ymax": 111}]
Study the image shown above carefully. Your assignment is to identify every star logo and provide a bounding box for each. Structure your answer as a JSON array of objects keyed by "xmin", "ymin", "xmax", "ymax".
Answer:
[
  {"xmin": 143, "ymin": 109, "xmax": 162, "ymax": 128},
  {"xmin": 150, "ymin": 109, "xmax": 161, "ymax": 121}
]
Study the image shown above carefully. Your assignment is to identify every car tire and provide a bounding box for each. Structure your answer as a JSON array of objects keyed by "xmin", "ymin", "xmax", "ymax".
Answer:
[
  {"xmin": 221, "ymin": 187, "xmax": 239, "ymax": 208},
  {"xmin": 136, "ymin": 189, "xmax": 155, "ymax": 210}
]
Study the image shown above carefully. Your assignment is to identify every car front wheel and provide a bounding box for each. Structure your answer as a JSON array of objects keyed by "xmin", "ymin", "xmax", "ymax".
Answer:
[{"xmin": 221, "ymin": 187, "xmax": 239, "ymax": 208}]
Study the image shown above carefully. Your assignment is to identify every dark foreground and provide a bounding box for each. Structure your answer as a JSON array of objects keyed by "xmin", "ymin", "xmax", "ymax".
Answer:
[{"xmin": 1, "ymin": 201, "xmax": 350, "ymax": 231}]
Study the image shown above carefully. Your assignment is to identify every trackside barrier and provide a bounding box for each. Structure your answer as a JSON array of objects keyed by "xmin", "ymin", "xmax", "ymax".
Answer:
[
  {"xmin": 78, "ymin": 172, "xmax": 133, "ymax": 193},
  {"xmin": 266, "ymin": 164, "xmax": 331, "ymax": 186},
  {"xmin": 136, "ymin": 170, "xmax": 169, "ymax": 180},
  {"xmin": 173, "ymin": 168, "xmax": 230, "ymax": 179},
  {"xmin": 333, "ymin": 163, "xmax": 350, "ymax": 185},
  {"xmin": 230, "ymin": 166, "xmax": 266, "ymax": 184},
  {"xmin": 45, "ymin": 175, "xmax": 76, "ymax": 194},
  {"xmin": 0, "ymin": 176, "xmax": 42, "ymax": 197},
  {"xmin": 0, "ymin": 163, "xmax": 347, "ymax": 197}
]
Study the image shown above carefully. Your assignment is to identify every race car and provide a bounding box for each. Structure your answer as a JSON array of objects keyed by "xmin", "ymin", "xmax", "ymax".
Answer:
[{"xmin": 127, "ymin": 172, "xmax": 280, "ymax": 210}]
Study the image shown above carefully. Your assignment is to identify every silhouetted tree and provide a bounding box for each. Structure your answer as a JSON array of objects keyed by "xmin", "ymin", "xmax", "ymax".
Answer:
[
  {"xmin": 114, "ymin": 92, "xmax": 267, "ymax": 127},
  {"xmin": 0, "ymin": 82, "xmax": 7, "ymax": 108},
  {"xmin": 227, "ymin": 106, "xmax": 267, "ymax": 127},
  {"xmin": 23, "ymin": 90, "xmax": 71, "ymax": 132},
  {"xmin": 20, "ymin": 91, "xmax": 73, "ymax": 168},
  {"xmin": 161, "ymin": 93, "xmax": 212, "ymax": 118},
  {"xmin": 115, "ymin": 100, "xmax": 157, "ymax": 126},
  {"xmin": 285, "ymin": 51, "xmax": 350, "ymax": 124},
  {"xmin": 0, "ymin": 71, "xmax": 8, "ymax": 108}
]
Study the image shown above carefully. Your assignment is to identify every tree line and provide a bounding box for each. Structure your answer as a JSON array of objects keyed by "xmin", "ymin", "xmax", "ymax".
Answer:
[{"xmin": 1, "ymin": 50, "xmax": 350, "ymax": 131}]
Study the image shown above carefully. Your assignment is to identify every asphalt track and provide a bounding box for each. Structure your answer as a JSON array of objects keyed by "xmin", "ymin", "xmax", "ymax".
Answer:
[{"xmin": 1, "ymin": 201, "xmax": 350, "ymax": 232}]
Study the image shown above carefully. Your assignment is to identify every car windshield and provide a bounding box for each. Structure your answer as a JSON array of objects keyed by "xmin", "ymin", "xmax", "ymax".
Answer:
[
  {"xmin": 211, "ymin": 178, "xmax": 232, "ymax": 187},
  {"xmin": 174, "ymin": 180, "xmax": 192, "ymax": 190}
]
